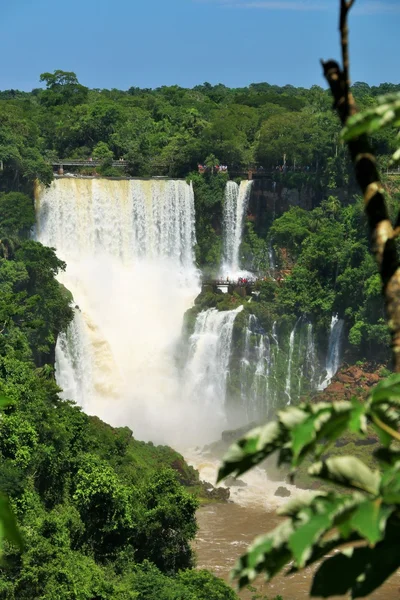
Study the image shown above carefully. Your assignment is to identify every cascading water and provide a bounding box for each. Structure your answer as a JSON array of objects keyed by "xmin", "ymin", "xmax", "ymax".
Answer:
[
  {"xmin": 221, "ymin": 180, "xmax": 253, "ymax": 276},
  {"xmin": 268, "ymin": 241, "xmax": 277, "ymax": 277},
  {"xmin": 284, "ymin": 318, "xmax": 301, "ymax": 404},
  {"xmin": 319, "ymin": 315, "xmax": 344, "ymax": 389},
  {"xmin": 36, "ymin": 177, "xmax": 202, "ymax": 446},
  {"xmin": 305, "ymin": 323, "xmax": 317, "ymax": 389},
  {"xmin": 183, "ymin": 305, "xmax": 243, "ymax": 439}
]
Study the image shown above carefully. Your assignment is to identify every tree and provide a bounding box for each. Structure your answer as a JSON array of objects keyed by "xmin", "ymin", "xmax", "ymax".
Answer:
[
  {"xmin": 134, "ymin": 469, "xmax": 198, "ymax": 574},
  {"xmin": 39, "ymin": 70, "xmax": 89, "ymax": 107},
  {"xmin": 0, "ymin": 192, "xmax": 35, "ymax": 237}
]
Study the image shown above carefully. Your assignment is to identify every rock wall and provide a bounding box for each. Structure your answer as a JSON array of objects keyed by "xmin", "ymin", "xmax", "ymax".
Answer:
[{"xmin": 248, "ymin": 178, "xmax": 321, "ymax": 232}]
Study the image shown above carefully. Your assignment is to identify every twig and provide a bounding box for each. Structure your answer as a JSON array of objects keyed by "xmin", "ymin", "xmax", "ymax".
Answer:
[{"xmin": 340, "ymin": 0, "xmax": 356, "ymax": 117}]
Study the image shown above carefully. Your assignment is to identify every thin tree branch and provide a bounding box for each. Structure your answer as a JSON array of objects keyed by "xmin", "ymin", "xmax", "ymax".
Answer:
[
  {"xmin": 340, "ymin": 0, "xmax": 356, "ymax": 118},
  {"xmin": 322, "ymin": 1, "xmax": 400, "ymax": 371}
]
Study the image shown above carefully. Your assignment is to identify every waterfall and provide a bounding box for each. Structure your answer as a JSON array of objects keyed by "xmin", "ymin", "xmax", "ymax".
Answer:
[
  {"xmin": 183, "ymin": 306, "xmax": 243, "ymax": 438},
  {"xmin": 268, "ymin": 241, "xmax": 276, "ymax": 276},
  {"xmin": 36, "ymin": 177, "xmax": 202, "ymax": 446},
  {"xmin": 222, "ymin": 180, "xmax": 253, "ymax": 276},
  {"xmin": 306, "ymin": 323, "xmax": 317, "ymax": 389},
  {"xmin": 240, "ymin": 315, "xmax": 254, "ymax": 417},
  {"xmin": 284, "ymin": 318, "xmax": 301, "ymax": 405},
  {"xmin": 319, "ymin": 315, "xmax": 344, "ymax": 389}
]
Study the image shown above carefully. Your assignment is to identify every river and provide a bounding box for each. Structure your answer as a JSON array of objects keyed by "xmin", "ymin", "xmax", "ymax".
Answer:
[
  {"xmin": 195, "ymin": 502, "xmax": 400, "ymax": 600},
  {"xmin": 189, "ymin": 453, "xmax": 400, "ymax": 600}
]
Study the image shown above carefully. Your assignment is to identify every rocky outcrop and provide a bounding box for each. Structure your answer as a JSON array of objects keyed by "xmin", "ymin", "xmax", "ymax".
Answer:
[
  {"xmin": 200, "ymin": 480, "xmax": 230, "ymax": 502},
  {"xmin": 225, "ymin": 476, "xmax": 247, "ymax": 488},
  {"xmin": 274, "ymin": 486, "xmax": 291, "ymax": 497},
  {"xmin": 320, "ymin": 364, "xmax": 386, "ymax": 400}
]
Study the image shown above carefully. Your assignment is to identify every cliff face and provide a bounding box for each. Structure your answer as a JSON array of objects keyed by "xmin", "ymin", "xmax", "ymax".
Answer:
[{"xmin": 248, "ymin": 178, "xmax": 320, "ymax": 231}]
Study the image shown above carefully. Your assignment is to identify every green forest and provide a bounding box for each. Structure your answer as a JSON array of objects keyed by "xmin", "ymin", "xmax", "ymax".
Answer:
[{"xmin": 1, "ymin": 70, "xmax": 399, "ymax": 186}]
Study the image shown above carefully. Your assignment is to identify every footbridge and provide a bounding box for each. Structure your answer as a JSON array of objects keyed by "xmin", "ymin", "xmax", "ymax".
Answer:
[{"xmin": 51, "ymin": 159, "xmax": 128, "ymax": 174}]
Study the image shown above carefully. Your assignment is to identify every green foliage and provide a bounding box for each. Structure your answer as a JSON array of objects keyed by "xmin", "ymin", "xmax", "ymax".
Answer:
[
  {"xmin": 189, "ymin": 171, "xmax": 227, "ymax": 271},
  {"xmin": 342, "ymin": 92, "xmax": 400, "ymax": 165},
  {"xmin": 218, "ymin": 374, "xmax": 400, "ymax": 597},
  {"xmin": 0, "ymin": 72, "xmax": 396, "ymax": 189},
  {"xmin": 0, "ymin": 193, "xmax": 35, "ymax": 238},
  {"xmin": 268, "ymin": 197, "xmax": 389, "ymax": 358}
]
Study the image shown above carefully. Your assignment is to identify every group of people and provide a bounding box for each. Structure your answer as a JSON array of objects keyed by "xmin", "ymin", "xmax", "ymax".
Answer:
[
  {"xmin": 213, "ymin": 276, "xmax": 258, "ymax": 286},
  {"xmin": 274, "ymin": 164, "xmax": 311, "ymax": 173},
  {"xmin": 197, "ymin": 164, "xmax": 228, "ymax": 174}
]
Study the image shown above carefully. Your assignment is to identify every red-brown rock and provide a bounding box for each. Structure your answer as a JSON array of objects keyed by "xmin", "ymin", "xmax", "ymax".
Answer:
[
  {"xmin": 325, "ymin": 382, "xmax": 345, "ymax": 393},
  {"xmin": 337, "ymin": 373, "xmax": 354, "ymax": 384},
  {"xmin": 347, "ymin": 367, "xmax": 364, "ymax": 381},
  {"xmin": 366, "ymin": 373, "xmax": 380, "ymax": 385}
]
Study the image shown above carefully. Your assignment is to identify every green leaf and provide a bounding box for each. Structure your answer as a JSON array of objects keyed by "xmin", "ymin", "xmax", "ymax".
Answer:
[
  {"xmin": 288, "ymin": 493, "xmax": 364, "ymax": 568},
  {"xmin": 370, "ymin": 405, "xmax": 400, "ymax": 446},
  {"xmin": 0, "ymin": 397, "xmax": 10, "ymax": 410},
  {"xmin": 309, "ymin": 456, "xmax": 380, "ymax": 495},
  {"xmin": 311, "ymin": 540, "xmax": 400, "ymax": 598},
  {"xmin": 0, "ymin": 494, "xmax": 23, "ymax": 554},
  {"xmin": 217, "ymin": 421, "xmax": 284, "ymax": 482},
  {"xmin": 349, "ymin": 499, "xmax": 392, "ymax": 545},
  {"xmin": 341, "ymin": 92, "xmax": 400, "ymax": 141},
  {"xmin": 231, "ymin": 521, "xmax": 294, "ymax": 587},
  {"xmin": 290, "ymin": 410, "xmax": 330, "ymax": 462},
  {"xmin": 370, "ymin": 373, "xmax": 400, "ymax": 405},
  {"xmin": 380, "ymin": 464, "xmax": 400, "ymax": 503},
  {"xmin": 289, "ymin": 511, "xmax": 331, "ymax": 567},
  {"xmin": 278, "ymin": 406, "xmax": 308, "ymax": 430}
]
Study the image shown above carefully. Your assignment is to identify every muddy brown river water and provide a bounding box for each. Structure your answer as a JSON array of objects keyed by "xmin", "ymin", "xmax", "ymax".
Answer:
[
  {"xmin": 189, "ymin": 454, "xmax": 400, "ymax": 600},
  {"xmin": 195, "ymin": 503, "xmax": 400, "ymax": 599}
]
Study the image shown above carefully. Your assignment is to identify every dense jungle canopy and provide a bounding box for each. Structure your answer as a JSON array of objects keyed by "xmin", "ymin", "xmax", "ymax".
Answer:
[{"xmin": 1, "ymin": 70, "xmax": 399, "ymax": 185}]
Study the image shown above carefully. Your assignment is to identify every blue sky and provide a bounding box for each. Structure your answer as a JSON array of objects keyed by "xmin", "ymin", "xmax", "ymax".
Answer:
[{"xmin": 1, "ymin": 0, "xmax": 398, "ymax": 91}]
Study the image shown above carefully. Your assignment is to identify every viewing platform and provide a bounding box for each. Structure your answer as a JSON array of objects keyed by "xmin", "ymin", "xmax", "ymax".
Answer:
[
  {"xmin": 202, "ymin": 278, "xmax": 257, "ymax": 295},
  {"xmin": 51, "ymin": 159, "xmax": 128, "ymax": 174}
]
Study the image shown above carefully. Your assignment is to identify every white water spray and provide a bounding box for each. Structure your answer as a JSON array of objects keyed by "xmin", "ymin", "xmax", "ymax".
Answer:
[
  {"xmin": 183, "ymin": 306, "xmax": 243, "ymax": 439},
  {"xmin": 36, "ymin": 178, "xmax": 202, "ymax": 446},
  {"xmin": 285, "ymin": 318, "xmax": 301, "ymax": 404},
  {"xmin": 319, "ymin": 315, "xmax": 344, "ymax": 389}
]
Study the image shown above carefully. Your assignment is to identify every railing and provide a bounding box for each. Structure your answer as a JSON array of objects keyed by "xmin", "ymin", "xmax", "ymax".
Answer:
[{"xmin": 51, "ymin": 159, "xmax": 128, "ymax": 168}]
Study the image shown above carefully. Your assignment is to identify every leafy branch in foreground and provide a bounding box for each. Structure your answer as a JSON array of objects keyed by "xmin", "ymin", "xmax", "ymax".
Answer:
[
  {"xmin": 342, "ymin": 92, "xmax": 400, "ymax": 165},
  {"xmin": 218, "ymin": 374, "xmax": 400, "ymax": 597}
]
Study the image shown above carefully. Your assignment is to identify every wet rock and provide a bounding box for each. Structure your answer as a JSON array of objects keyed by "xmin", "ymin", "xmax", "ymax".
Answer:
[
  {"xmin": 201, "ymin": 480, "xmax": 230, "ymax": 502},
  {"xmin": 354, "ymin": 436, "xmax": 378, "ymax": 446},
  {"xmin": 274, "ymin": 486, "xmax": 291, "ymax": 498},
  {"xmin": 335, "ymin": 437, "xmax": 349, "ymax": 447},
  {"xmin": 225, "ymin": 476, "xmax": 247, "ymax": 488}
]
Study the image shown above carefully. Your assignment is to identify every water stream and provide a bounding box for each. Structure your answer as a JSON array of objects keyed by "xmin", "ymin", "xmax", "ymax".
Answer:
[
  {"xmin": 221, "ymin": 180, "xmax": 253, "ymax": 276},
  {"xmin": 319, "ymin": 315, "xmax": 345, "ymax": 389}
]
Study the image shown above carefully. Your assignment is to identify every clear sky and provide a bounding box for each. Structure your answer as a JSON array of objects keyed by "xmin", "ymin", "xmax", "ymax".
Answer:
[{"xmin": 1, "ymin": 0, "xmax": 399, "ymax": 91}]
